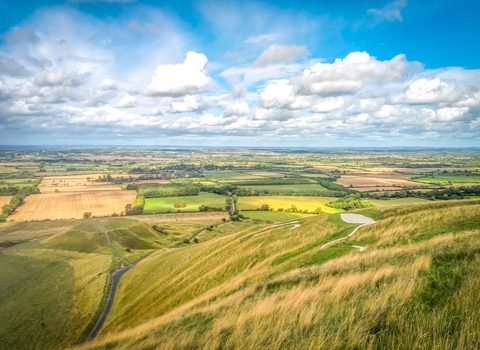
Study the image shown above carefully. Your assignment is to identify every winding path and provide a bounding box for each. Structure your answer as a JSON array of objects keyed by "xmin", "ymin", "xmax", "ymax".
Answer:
[
  {"xmin": 86, "ymin": 257, "xmax": 147, "ymax": 341},
  {"xmin": 320, "ymin": 213, "xmax": 375, "ymax": 250}
]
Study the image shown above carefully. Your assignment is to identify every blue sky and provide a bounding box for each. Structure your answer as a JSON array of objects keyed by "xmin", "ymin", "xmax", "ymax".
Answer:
[{"xmin": 0, "ymin": 0, "xmax": 479, "ymax": 146}]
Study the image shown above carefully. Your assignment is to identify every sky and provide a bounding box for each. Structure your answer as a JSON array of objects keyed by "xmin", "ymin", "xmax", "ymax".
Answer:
[{"xmin": 0, "ymin": 0, "xmax": 480, "ymax": 147}]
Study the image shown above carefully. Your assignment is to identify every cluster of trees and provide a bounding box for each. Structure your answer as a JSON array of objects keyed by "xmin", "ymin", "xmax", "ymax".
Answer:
[
  {"xmin": 234, "ymin": 187, "xmax": 343, "ymax": 197},
  {"xmin": 198, "ymin": 205, "xmax": 225, "ymax": 212},
  {"xmin": 125, "ymin": 203, "xmax": 144, "ymax": 215},
  {"xmin": 326, "ymin": 194, "xmax": 370, "ymax": 211},
  {"xmin": 96, "ymin": 174, "xmax": 113, "ymax": 182},
  {"xmin": 199, "ymin": 184, "xmax": 237, "ymax": 195},
  {"xmin": 362, "ymin": 186, "xmax": 480, "ymax": 201},
  {"xmin": 140, "ymin": 185, "xmax": 200, "ymax": 198}
]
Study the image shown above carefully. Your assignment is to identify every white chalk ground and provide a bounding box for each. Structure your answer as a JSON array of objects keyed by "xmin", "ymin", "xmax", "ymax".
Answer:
[{"xmin": 340, "ymin": 213, "xmax": 376, "ymax": 225}]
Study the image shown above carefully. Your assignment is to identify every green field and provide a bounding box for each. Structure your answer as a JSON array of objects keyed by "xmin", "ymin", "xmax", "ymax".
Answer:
[
  {"xmin": 144, "ymin": 193, "xmax": 227, "ymax": 213},
  {"xmin": 239, "ymin": 183, "xmax": 328, "ymax": 191},
  {"xmin": 237, "ymin": 196, "xmax": 342, "ymax": 213},
  {"xmin": 369, "ymin": 198, "xmax": 432, "ymax": 207},
  {"xmin": 413, "ymin": 174, "xmax": 480, "ymax": 185}
]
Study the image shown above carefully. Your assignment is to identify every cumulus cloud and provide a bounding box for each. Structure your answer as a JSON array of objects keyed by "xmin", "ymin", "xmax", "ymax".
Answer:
[
  {"xmin": 0, "ymin": 55, "xmax": 31, "ymax": 77},
  {"xmin": 116, "ymin": 95, "xmax": 137, "ymax": 108},
  {"xmin": 293, "ymin": 52, "xmax": 419, "ymax": 96},
  {"xmin": 391, "ymin": 77, "xmax": 461, "ymax": 104},
  {"xmin": 34, "ymin": 69, "xmax": 91, "ymax": 87},
  {"xmin": 260, "ymin": 79, "xmax": 309, "ymax": 110},
  {"xmin": 252, "ymin": 44, "xmax": 309, "ymax": 67},
  {"xmin": 146, "ymin": 51, "xmax": 213, "ymax": 97},
  {"xmin": 168, "ymin": 95, "xmax": 213, "ymax": 114},
  {"xmin": 217, "ymin": 85, "xmax": 251, "ymax": 117},
  {"xmin": 310, "ymin": 97, "xmax": 346, "ymax": 113},
  {"xmin": 368, "ymin": 0, "xmax": 408, "ymax": 22}
]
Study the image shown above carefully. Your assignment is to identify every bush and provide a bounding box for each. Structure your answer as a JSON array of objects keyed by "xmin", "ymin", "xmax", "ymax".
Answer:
[
  {"xmin": 174, "ymin": 200, "xmax": 187, "ymax": 208},
  {"xmin": 193, "ymin": 238, "xmax": 199, "ymax": 243},
  {"xmin": 83, "ymin": 212, "xmax": 92, "ymax": 219},
  {"xmin": 183, "ymin": 239, "xmax": 190, "ymax": 244}
]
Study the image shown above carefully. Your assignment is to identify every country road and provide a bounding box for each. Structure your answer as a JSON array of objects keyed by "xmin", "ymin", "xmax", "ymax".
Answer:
[{"xmin": 86, "ymin": 257, "xmax": 146, "ymax": 341}]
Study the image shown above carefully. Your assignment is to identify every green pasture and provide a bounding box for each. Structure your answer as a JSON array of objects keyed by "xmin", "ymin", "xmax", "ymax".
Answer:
[
  {"xmin": 0, "ymin": 166, "xmax": 19, "ymax": 174},
  {"xmin": 239, "ymin": 183, "xmax": 328, "ymax": 191},
  {"xmin": 144, "ymin": 193, "xmax": 227, "ymax": 213},
  {"xmin": 413, "ymin": 174, "xmax": 480, "ymax": 185},
  {"xmin": 369, "ymin": 198, "xmax": 432, "ymax": 207}
]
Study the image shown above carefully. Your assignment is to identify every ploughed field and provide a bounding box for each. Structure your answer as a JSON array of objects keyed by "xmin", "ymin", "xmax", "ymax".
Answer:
[{"xmin": 9, "ymin": 191, "xmax": 136, "ymax": 221}]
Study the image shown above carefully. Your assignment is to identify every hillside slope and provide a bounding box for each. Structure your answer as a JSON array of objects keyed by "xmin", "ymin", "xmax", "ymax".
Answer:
[{"xmin": 77, "ymin": 199, "xmax": 480, "ymax": 350}]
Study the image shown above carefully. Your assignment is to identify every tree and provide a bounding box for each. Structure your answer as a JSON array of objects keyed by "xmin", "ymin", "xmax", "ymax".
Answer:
[
  {"xmin": 83, "ymin": 212, "xmax": 92, "ymax": 219},
  {"xmin": 260, "ymin": 204, "xmax": 270, "ymax": 211},
  {"xmin": 125, "ymin": 203, "xmax": 133, "ymax": 212}
]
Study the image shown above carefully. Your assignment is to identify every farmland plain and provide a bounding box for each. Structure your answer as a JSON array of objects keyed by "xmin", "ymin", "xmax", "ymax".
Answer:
[{"xmin": 10, "ymin": 191, "xmax": 136, "ymax": 221}]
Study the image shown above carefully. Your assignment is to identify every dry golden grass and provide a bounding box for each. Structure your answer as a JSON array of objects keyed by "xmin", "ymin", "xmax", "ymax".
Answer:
[
  {"xmin": 10, "ymin": 190, "xmax": 136, "ymax": 221},
  {"xmin": 73, "ymin": 200, "xmax": 480, "ymax": 350}
]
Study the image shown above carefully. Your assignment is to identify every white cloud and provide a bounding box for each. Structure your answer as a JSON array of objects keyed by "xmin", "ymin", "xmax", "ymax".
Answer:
[
  {"xmin": 116, "ymin": 95, "xmax": 137, "ymax": 108},
  {"xmin": 168, "ymin": 95, "xmax": 213, "ymax": 114},
  {"xmin": 34, "ymin": 69, "xmax": 90, "ymax": 87},
  {"xmin": 260, "ymin": 79, "xmax": 309, "ymax": 109},
  {"xmin": 293, "ymin": 52, "xmax": 418, "ymax": 96},
  {"xmin": 392, "ymin": 77, "xmax": 460, "ymax": 104},
  {"xmin": 311, "ymin": 96, "xmax": 346, "ymax": 113},
  {"xmin": 146, "ymin": 51, "xmax": 213, "ymax": 97},
  {"xmin": 434, "ymin": 107, "xmax": 469, "ymax": 122},
  {"xmin": 217, "ymin": 85, "xmax": 251, "ymax": 117},
  {"xmin": 367, "ymin": 0, "xmax": 408, "ymax": 22},
  {"xmin": 252, "ymin": 44, "xmax": 309, "ymax": 67}
]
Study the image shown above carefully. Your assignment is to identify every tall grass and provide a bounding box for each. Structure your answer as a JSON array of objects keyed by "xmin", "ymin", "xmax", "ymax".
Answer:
[{"xmin": 76, "ymin": 200, "xmax": 480, "ymax": 350}]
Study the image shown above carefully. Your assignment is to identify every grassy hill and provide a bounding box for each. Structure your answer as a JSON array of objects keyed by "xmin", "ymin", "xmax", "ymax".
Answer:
[
  {"xmin": 74, "ymin": 199, "xmax": 480, "ymax": 350},
  {"xmin": 0, "ymin": 214, "xmax": 229, "ymax": 350}
]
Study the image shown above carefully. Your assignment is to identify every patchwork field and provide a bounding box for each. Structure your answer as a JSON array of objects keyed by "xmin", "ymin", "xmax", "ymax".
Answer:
[
  {"xmin": 0, "ymin": 196, "xmax": 12, "ymax": 207},
  {"xmin": 39, "ymin": 175, "xmax": 121, "ymax": 193},
  {"xmin": 237, "ymin": 196, "xmax": 342, "ymax": 213},
  {"xmin": 335, "ymin": 175, "xmax": 426, "ymax": 189},
  {"xmin": 9, "ymin": 190, "xmax": 136, "ymax": 221}
]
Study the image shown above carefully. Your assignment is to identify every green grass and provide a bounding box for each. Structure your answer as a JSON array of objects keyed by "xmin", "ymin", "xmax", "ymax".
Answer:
[
  {"xmin": 413, "ymin": 174, "xmax": 480, "ymax": 185},
  {"xmin": 237, "ymin": 195, "xmax": 342, "ymax": 213},
  {"xmin": 369, "ymin": 198, "xmax": 431, "ymax": 207},
  {"xmin": 203, "ymin": 170, "xmax": 262, "ymax": 180},
  {"xmin": 144, "ymin": 193, "xmax": 227, "ymax": 213},
  {"xmin": 241, "ymin": 211, "xmax": 310, "ymax": 222},
  {"xmin": 81, "ymin": 199, "xmax": 480, "ymax": 350},
  {"xmin": 0, "ymin": 254, "xmax": 75, "ymax": 350},
  {"xmin": 239, "ymin": 183, "xmax": 328, "ymax": 191}
]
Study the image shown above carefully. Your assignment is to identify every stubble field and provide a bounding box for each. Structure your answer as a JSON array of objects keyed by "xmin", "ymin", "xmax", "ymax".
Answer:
[
  {"xmin": 9, "ymin": 190, "xmax": 136, "ymax": 221},
  {"xmin": 39, "ymin": 175, "xmax": 121, "ymax": 193}
]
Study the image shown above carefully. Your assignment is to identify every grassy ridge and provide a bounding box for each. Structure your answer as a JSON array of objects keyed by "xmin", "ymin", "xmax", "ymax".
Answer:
[{"xmin": 77, "ymin": 200, "xmax": 480, "ymax": 350}]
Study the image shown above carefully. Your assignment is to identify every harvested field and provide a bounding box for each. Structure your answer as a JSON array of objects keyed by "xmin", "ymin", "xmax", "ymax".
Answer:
[
  {"xmin": 0, "ymin": 196, "xmax": 12, "ymax": 207},
  {"xmin": 39, "ymin": 175, "xmax": 121, "ymax": 193},
  {"xmin": 335, "ymin": 175, "xmax": 427, "ymax": 188},
  {"xmin": 9, "ymin": 190, "xmax": 136, "ymax": 221}
]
